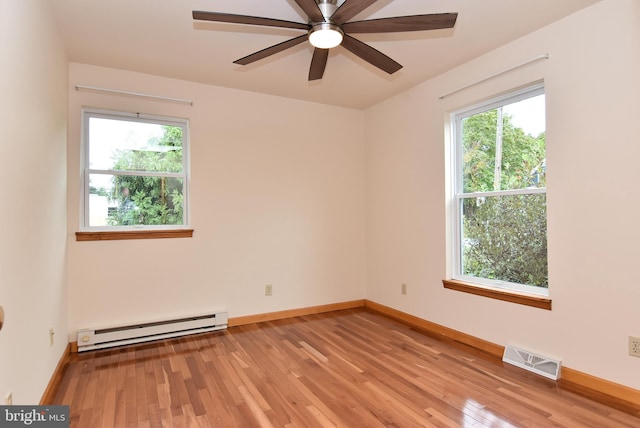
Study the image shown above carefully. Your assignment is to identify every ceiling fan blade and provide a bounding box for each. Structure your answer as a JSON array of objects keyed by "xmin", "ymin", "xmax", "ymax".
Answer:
[
  {"xmin": 193, "ymin": 11, "xmax": 310, "ymax": 30},
  {"xmin": 330, "ymin": 0, "xmax": 378, "ymax": 25},
  {"xmin": 293, "ymin": 0, "xmax": 325, "ymax": 23},
  {"xmin": 341, "ymin": 34, "xmax": 402, "ymax": 75},
  {"xmin": 342, "ymin": 13, "xmax": 458, "ymax": 33},
  {"xmin": 233, "ymin": 34, "xmax": 308, "ymax": 65},
  {"xmin": 309, "ymin": 48, "xmax": 329, "ymax": 81}
]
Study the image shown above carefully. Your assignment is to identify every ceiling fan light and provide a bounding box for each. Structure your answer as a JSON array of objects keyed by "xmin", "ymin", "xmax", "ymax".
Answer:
[{"xmin": 309, "ymin": 23, "xmax": 343, "ymax": 49}]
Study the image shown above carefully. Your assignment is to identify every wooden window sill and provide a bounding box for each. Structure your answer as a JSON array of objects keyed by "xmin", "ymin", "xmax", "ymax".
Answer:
[
  {"xmin": 76, "ymin": 229, "xmax": 193, "ymax": 241},
  {"xmin": 442, "ymin": 279, "xmax": 551, "ymax": 310}
]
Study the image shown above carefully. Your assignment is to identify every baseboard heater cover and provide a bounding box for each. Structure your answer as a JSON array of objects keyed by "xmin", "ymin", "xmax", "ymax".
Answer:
[
  {"xmin": 503, "ymin": 345, "xmax": 561, "ymax": 380},
  {"xmin": 77, "ymin": 311, "xmax": 228, "ymax": 352}
]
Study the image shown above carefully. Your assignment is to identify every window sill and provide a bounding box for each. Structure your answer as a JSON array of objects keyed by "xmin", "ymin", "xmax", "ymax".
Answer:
[
  {"xmin": 442, "ymin": 279, "xmax": 551, "ymax": 310},
  {"xmin": 76, "ymin": 229, "xmax": 194, "ymax": 241}
]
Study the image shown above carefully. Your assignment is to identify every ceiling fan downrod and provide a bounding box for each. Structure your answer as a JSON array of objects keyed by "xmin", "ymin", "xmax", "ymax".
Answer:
[{"xmin": 317, "ymin": 0, "xmax": 339, "ymax": 22}]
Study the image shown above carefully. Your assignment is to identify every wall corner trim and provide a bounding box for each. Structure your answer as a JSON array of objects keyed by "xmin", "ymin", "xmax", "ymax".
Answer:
[{"xmin": 40, "ymin": 343, "xmax": 71, "ymax": 405}]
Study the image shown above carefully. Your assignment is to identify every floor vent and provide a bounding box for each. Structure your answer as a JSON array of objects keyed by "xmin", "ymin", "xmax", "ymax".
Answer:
[
  {"xmin": 503, "ymin": 345, "xmax": 561, "ymax": 380},
  {"xmin": 77, "ymin": 311, "xmax": 228, "ymax": 352}
]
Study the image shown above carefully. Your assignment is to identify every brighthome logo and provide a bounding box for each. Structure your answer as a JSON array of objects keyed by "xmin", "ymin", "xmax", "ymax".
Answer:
[{"xmin": 1, "ymin": 406, "xmax": 69, "ymax": 427}]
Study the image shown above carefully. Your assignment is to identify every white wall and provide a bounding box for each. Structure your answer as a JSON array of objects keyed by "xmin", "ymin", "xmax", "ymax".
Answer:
[
  {"xmin": 66, "ymin": 64, "xmax": 366, "ymax": 334},
  {"xmin": 0, "ymin": 0, "xmax": 69, "ymax": 404},
  {"xmin": 365, "ymin": 0, "xmax": 640, "ymax": 390}
]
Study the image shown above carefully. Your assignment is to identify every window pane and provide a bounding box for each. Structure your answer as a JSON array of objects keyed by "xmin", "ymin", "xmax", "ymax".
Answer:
[
  {"xmin": 88, "ymin": 174, "xmax": 184, "ymax": 227},
  {"xmin": 89, "ymin": 117, "xmax": 183, "ymax": 172},
  {"xmin": 461, "ymin": 94, "xmax": 545, "ymax": 193},
  {"xmin": 461, "ymin": 193, "xmax": 548, "ymax": 288}
]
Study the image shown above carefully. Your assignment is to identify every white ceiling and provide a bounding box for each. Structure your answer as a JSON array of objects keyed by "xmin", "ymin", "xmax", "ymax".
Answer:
[{"xmin": 50, "ymin": 0, "xmax": 600, "ymax": 109}]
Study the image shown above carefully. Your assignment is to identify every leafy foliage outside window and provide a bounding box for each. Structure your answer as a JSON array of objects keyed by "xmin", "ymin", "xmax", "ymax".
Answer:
[
  {"xmin": 456, "ymin": 89, "xmax": 548, "ymax": 290},
  {"xmin": 462, "ymin": 194, "xmax": 548, "ymax": 287},
  {"xmin": 108, "ymin": 126, "xmax": 184, "ymax": 226},
  {"xmin": 84, "ymin": 111, "xmax": 188, "ymax": 229},
  {"xmin": 462, "ymin": 109, "xmax": 546, "ymax": 192}
]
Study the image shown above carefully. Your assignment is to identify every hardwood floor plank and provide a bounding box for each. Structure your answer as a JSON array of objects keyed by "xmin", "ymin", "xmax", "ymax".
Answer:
[
  {"xmin": 363, "ymin": 380, "xmax": 438, "ymax": 427},
  {"xmin": 237, "ymin": 384, "xmax": 275, "ymax": 428},
  {"xmin": 304, "ymin": 404, "xmax": 339, "ymax": 428},
  {"xmin": 55, "ymin": 309, "xmax": 640, "ymax": 427},
  {"xmin": 285, "ymin": 372, "xmax": 351, "ymax": 428},
  {"xmin": 97, "ymin": 357, "xmax": 117, "ymax": 428},
  {"xmin": 294, "ymin": 359, "xmax": 399, "ymax": 427}
]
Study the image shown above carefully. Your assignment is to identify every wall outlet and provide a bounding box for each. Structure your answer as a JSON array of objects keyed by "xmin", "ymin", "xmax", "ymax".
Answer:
[
  {"xmin": 5, "ymin": 391, "xmax": 12, "ymax": 405},
  {"xmin": 630, "ymin": 336, "xmax": 640, "ymax": 357},
  {"xmin": 265, "ymin": 284, "xmax": 273, "ymax": 296},
  {"xmin": 401, "ymin": 283, "xmax": 407, "ymax": 295}
]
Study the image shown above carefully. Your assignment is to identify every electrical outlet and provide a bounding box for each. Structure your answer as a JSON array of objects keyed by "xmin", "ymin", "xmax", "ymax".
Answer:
[
  {"xmin": 630, "ymin": 336, "xmax": 640, "ymax": 357},
  {"xmin": 5, "ymin": 391, "xmax": 12, "ymax": 405},
  {"xmin": 401, "ymin": 283, "xmax": 407, "ymax": 295},
  {"xmin": 265, "ymin": 284, "xmax": 273, "ymax": 296},
  {"xmin": 49, "ymin": 328, "xmax": 55, "ymax": 346}
]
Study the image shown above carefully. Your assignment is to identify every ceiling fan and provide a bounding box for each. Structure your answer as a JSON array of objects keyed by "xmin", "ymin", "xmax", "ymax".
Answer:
[{"xmin": 193, "ymin": 0, "xmax": 458, "ymax": 81}]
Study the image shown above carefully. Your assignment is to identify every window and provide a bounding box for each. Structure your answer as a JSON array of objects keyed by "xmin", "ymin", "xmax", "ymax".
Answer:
[
  {"xmin": 450, "ymin": 84, "xmax": 548, "ymax": 297},
  {"xmin": 81, "ymin": 109, "xmax": 189, "ymax": 232}
]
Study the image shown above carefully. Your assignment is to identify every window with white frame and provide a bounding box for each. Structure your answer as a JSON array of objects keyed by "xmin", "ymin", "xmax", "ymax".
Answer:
[
  {"xmin": 451, "ymin": 84, "xmax": 548, "ymax": 295},
  {"xmin": 82, "ymin": 109, "xmax": 189, "ymax": 230}
]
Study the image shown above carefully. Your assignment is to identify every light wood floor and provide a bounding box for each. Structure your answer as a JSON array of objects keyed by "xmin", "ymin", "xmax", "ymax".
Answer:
[{"xmin": 53, "ymin": 309, "xmax": 640, "ymax": 427}]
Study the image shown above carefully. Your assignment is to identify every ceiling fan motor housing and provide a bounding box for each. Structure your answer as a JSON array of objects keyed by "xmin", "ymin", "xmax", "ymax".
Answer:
[{"xmin": 317, "ymin": 0, "xmax": 339, "ymax": 22}]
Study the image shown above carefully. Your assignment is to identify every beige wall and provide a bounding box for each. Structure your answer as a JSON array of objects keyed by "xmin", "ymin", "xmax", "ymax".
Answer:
[
  {"xmin": 365, "ymin": 0, "xmax": 640, "ymax": 390},
  {"xmin": 66, "ymin": 63, "xmax": 367, "ymax": 334},
  {"xmin": 0, "ymin": 0, "xmax": 69, "ymax": 404}
]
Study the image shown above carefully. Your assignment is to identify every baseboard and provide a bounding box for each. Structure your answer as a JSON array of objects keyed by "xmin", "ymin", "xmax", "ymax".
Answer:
[
  {"xmin": 40, "ymin": 343, "xmax": 71, "ymax": 405},
  {"xmin": 364, "ymin": 300, "xmax": 504, "ymax": 357},
  {"xmin": 228, "ymin": 299, "xmax": 366, "ymax": 327},
  {"xmin": 363, "ymin": 299, "xmax": 640, "ymax": 412},
  {"xmin": 560, "ymin": 367, "xmax": 640, "ymax": 413}
]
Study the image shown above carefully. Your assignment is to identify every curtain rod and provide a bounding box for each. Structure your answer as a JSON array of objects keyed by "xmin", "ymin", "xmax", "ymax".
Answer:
[
  {"xmin": 439, "ymin": 53, "xmax": 549, "ymax": 100},
  {"xmin": 75, "ymin": 84, "xmax": 193, "ymax": 106}
]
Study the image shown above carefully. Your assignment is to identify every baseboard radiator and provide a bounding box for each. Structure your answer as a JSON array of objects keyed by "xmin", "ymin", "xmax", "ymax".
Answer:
[
  {"xmin": 503, "ymin": 345, "xmax": 561, "ymax": 380},
  {"xmin": 76, "ymin": 311, "xmax": 228, "ymax": 352}
]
